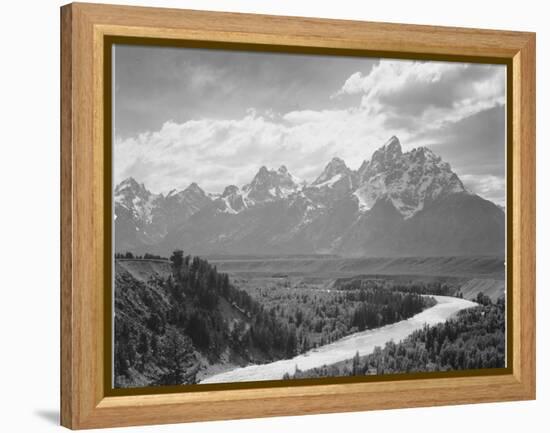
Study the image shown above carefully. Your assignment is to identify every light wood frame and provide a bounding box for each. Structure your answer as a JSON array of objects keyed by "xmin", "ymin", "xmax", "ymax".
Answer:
[{"xmin": 60, "ymin": 2, "xmax": 536, "ymax": 429}]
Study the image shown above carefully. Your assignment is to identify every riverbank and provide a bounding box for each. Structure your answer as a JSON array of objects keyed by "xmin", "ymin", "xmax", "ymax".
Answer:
[{"xmin": 200, "ymin": 295, "xmax": 477, "ymax": 384}]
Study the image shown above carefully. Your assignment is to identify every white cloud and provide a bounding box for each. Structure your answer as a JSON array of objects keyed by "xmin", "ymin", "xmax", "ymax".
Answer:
[
  {"xmin": 461, "ymin": 174, "xmax": 506, "ymax": 206},
  {"xmin": 334, "ymin": 60, "xmax": 505, "ymax": 139},
  {"xmin": 337, "ymin": 61, "xmax": 458, "ymax": 98},
  {"xmin": 283, "ymin": 108, "xmax": 350, "ymax": 124},
  {"xmin": 115, "ymin": 59, "xmax": 505, "ymax": 204},
  {"xmin": 115, "ymin": 108, "xmax": 398, "ymax": 194}
]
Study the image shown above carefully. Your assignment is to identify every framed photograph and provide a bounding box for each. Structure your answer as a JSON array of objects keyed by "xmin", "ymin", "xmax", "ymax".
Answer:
[{"xmin": 60, "ymin": 3, "xmax": 536, "ymax": 429}]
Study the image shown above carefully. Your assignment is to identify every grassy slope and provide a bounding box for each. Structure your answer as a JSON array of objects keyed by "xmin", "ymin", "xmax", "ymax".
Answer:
[
  {"xmin": 116, "ymin": 259, "xmax": 171, "ymax": 281},
  {"xmin": 459, "ymin": 278, "xmax": 505, "ymax": 302}
]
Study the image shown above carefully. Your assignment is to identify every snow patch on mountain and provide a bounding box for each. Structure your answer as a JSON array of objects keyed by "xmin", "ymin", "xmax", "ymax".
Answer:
[
  {"xmin": 242, "ymin": 165, "xmax": 301, "ymax": 204},
  {"xmin": 115, "ymin": 177, "xmax": 159, "ymax": 224},
  {"xmin": 313, "ymin": 157, "xmax": 350, "ymax": 185},
  {"xmin": 311, "ymin": 173, "xmax": 342, "ymax": 189},
  {"xmin": 114, "ymin": 136, "xmax": 494, "ymax": 256},
  {"xmin": 354, "ymin": 138, "xmax": 466, "ymax": 218}
]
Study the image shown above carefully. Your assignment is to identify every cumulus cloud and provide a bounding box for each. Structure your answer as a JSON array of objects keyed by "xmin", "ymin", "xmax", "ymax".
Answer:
[
  {"xmin": 115, "ymin": 108, "xmax": 394, "ymax": 194},
  {"xmin": 335, "ymin": 60, "xmax": 505, "ymax": 134},
  {"xmin": 114, "ymin": 55, "xmax": 506, "ymax": 205}
]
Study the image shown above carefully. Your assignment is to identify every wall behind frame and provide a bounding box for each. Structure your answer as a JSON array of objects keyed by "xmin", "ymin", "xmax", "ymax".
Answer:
[{"xmin": 0, "ymin": 0, "xmax": 545, "ymax": 432}]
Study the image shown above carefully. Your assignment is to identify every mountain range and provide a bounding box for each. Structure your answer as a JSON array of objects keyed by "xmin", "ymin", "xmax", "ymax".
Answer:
[{"xmin": 114, "ymin": 136, "xmax": 505, "ymax": 257}]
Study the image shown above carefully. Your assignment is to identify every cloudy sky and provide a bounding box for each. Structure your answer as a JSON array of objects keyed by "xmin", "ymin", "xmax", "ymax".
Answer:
[{"xmin": 113, "ymin": 44, "xmax": 506, "ymax": 205}]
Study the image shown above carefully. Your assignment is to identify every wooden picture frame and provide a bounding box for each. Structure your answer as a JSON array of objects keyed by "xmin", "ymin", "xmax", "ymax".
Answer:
[{"xmin": 60, "ymin": 2, "xmax": 536, "ymax": 429}]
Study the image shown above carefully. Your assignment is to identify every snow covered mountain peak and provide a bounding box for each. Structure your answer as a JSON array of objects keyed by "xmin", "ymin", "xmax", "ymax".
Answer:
[
  {"xmin": 373, "ymin": 135, "xmax": 402, "ymax": 161},
  {"xmin": 115, "ymin": 177, "xmax": 150, "ymax": 200},
  {"xmin": 358, "ymin": 136, "xmax": 403, "ymax": 182},
  {"xmin": 354, "ymin": 137, "xmax": 466, "ymax": 218},
  {"xmin": 242, "ymin": 165, "xmax": 300, "ymax": 203},
  {"xmin": 313, "ymin": 157, "xmax": 351, "ymax": 186},
  {"xmin": 114, "ymin": 138, "xmax": 503, "ymax": 257},
  {"xmin": 115, "ymin": 177, "xmax": 153, "ymax": 209},
  {"xmin": 114, "ymin": 177, "xmax": 158, "ymax": 226},
  {"xmin": 218, "ymin": 185, "xmax": 246, "ymax": 214}
]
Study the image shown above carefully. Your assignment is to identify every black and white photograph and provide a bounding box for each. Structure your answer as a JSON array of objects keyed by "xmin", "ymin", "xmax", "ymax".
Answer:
[{"xmin": 112, "ymin": 45, "xmax": 507, "ymax": 388}]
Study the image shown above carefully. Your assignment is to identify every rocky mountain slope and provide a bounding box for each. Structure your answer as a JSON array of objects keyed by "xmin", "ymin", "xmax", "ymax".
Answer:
[{"xmin": 115, "ymin": 136, "xmax": 505, "ymax": 257}]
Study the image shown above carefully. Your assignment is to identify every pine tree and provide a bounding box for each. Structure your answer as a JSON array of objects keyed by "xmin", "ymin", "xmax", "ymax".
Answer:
[
  {"xmin": 137, "ymin": 332, "xmax": 149, "ymax": 355},
  {"xmin": 352, "ymin": 351, "xmax": 361, "ymax": 375},
  {"xmin": 156, "ymin": 329, "xmax": 197, "ymax": 385}
]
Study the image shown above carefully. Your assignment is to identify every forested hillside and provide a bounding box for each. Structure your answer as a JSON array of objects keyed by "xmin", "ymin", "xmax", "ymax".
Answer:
[
  {"xmin": 115, "ymin": 251, "xmax": 297, "ymax": 387},
  {"xmin": 114, "ymin": 253, "xmax": 438, "ymax": 387}
]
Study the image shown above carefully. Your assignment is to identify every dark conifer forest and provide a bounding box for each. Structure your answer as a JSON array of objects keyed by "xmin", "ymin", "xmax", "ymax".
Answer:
[
  {"xmin": 114, "ymin": 251, "xmax": 437, "ymax": 387},
  {"xmin": 285, "ymin": 294, "xmax": 505, "ymax": 380}
]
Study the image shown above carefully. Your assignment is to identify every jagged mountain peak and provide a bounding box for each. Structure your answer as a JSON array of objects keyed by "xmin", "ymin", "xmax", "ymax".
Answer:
[
  {"xmin": 328, "ymin": 156, "xmax": 346, "ymax": 166},
  {"xmin": 354, "ymin": 137, "xmax": 466, "ymax": 218},
  {"xmin": 382, "ymin": 135, "xmax": 402, "ymax": 153},
  {"xmin": 312, "ymin": 157, "xmax": 352, "ymax": 186},
  {"xmin": 243, "ymin": 165, "xmax": 300, "ymax": 203},
  {"xmin": 113, "ymin": 176, "xmax": 214, "ymax": 252},
  {"xmin": 163, "ymin": 182, "xmax": 209, "ymax": 204},
  {"xmin": 409, "ymin": 145, "xmax": 438, "ymax": 160},
  {"xmin": 183, "ymin": 182, "xmax": 206, "ymax": 196},
  {"xmin": 115, "ymin": 177, "xmax": 149, "ymax": 196},
  {"xmin": 250, "ymin": 165, "xmax": 295, "ymax": 181},
  {"xmin": 114, "ymin": 136, "xmax": 503, "ymax": 258},
  {"xmin": 222, "ymin": 185, "xmax": 240, "ymax": 197},
  {"xmin": 217, "ymin": 184, "xmax": 247, "ymax": 214},
  {"xmin": 325, "ymin": 157, "xmax": 348, "ymax": 171},
  {"xmin": 114, "ymin": 178, "xmax": 154, "ymax": 219},
  {"xmin": 357, "ymin": 137, "xmax": 403, "ymax": 184},
  {"xmin": 114, "ymin": 177, "xmax": 158, "ymax": 233},
  {"xmin": 116, "ymin": 176, "xmax": 139, "ymax": 188},
  {"xmin": 369, "ymin": 135, "xmax": 402, "ymax": 166}
]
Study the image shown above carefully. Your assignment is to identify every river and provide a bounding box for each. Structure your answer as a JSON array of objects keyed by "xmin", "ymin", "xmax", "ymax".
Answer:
[{"xmin": 200, "ymin": 295, "xmax": 477, "ymax": 384}]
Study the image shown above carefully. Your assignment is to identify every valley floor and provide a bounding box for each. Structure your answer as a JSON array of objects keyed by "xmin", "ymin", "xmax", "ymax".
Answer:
[
  {"xmin": 200, "ymin": 295, "xmax": 476, "ymax": 383},
  {"xmin": 114, "ymin": 255, "xmax": 505, "ymax": 387}
]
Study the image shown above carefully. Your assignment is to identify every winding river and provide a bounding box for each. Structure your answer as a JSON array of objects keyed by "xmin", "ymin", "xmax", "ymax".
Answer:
[{"xmin": 200, "ymin": 295, "xmax": 477, "ymax": 384}]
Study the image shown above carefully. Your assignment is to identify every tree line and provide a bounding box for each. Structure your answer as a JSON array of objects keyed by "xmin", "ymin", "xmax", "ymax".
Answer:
[
  {"xmin": 247, "ymin": 283, "xmax": 435, "ymax": 351},
  {"xmin": 114, "ymin": 250, "xmax": 441, "ymax": 387},
  {"xmin": 337, "ymin": 277, "xmax": 461, "ymax": 297},
  {"xmin": 285, "ymin": 294, "xmax": 505, "ymax": 380},
  {"xmin": 115, "ymin": 251, "xmax": 168, "ymax": 260}
]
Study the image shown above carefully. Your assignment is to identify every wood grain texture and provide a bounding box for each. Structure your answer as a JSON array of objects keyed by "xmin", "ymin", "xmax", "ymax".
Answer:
[
  {"xmin": 60, "ymin": 4, "xmax": 73, "ymax": 429},
  {"xmin": 60, "ymin": 2, "xmax": 536, "ymax": 429},
  {"xmin": 511, "ymin": 33, "xmax": 536, "ymax": 396}
]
